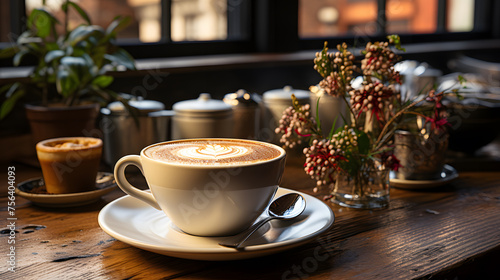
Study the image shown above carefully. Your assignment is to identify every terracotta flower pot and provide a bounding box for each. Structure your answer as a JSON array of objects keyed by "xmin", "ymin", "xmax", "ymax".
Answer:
[{"xmin": 25, "ymin": 104, "xmax": 100, "ymax": 144}]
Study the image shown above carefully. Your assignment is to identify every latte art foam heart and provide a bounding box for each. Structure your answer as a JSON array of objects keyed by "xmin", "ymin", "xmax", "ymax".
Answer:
[
  {"xmin": 177, "ymin": 144, "xmax": 250, "ymax": 160},
  {"xmin": 145, "ymin": 140, "xmax": 283, "ymax": 166}
]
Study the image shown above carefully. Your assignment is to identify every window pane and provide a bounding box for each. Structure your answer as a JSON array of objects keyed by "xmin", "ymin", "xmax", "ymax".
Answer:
[
  {"xmin": 171, "ymin": 0, "xmax": 227, "ymax": 41},
  {"xmin": 386, "ymin": 0, "xmax": 438, "ymax": 34},
  {"xmin": 25, "ymin": 0, "xmax": 161, "ymax": 43},
  {"xmin": 300, "ymin": 0, "xmax": 476, "ymax": 37},
  {"xmin": 299, "ymin": 0, "xmax": 379, "ymax": 38},
  {"xmin": 447, "ymin": 0, "xmax": 474, "ymax": 32}
]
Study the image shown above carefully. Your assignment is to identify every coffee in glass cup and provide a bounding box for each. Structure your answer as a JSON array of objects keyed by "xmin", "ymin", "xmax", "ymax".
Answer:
[{"xmin": 114, "ymin": 138, "xmax": 286, "ymax": 236}]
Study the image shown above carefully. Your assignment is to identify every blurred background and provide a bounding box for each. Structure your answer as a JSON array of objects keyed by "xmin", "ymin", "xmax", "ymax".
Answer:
[
  {"xmin": 10, "ymin": 0, "xmax": 475, "ymax": 43},
  {"xmin": 1, "ymin": 0, "xmax": 499, "ymax": 166}
]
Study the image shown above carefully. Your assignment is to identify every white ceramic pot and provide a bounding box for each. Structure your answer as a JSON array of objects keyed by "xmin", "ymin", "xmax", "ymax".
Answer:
[{"xmin": 309, "ymin": 85, "xmax": 348, "ymax": 137}]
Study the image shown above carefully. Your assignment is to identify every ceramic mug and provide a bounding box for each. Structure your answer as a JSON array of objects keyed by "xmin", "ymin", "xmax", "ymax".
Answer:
[{"xmin": 114, "ymin": 138, "xmax": 286, "ymax": 236}]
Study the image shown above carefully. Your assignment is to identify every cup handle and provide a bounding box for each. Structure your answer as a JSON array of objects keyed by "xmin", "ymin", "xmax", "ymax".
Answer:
[{"xmin": 114, "ymin": 155, "xmax": 161, "ymax": 210}]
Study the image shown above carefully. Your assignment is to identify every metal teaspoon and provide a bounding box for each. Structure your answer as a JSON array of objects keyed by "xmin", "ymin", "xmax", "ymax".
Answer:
[{"xmin": 218, "ymin": 193, "xmax": 306, "ymax": 249}]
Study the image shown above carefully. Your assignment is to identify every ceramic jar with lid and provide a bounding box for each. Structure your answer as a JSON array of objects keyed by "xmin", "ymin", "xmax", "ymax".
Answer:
[
  {"xmin": 172, "ymin": 93, "xmax": 234, "ymax": 139},
  {"xmin": 260, "ymin": 86, "xmax": 310, "ymax": 143},
  {"xmin": 412, "ymin": 63, "xmax": 442, "ymax": 97},
  {"xmin": 396, "ymin": 61, "xmax": 442, "ymax": 99},
  {"xmin": 223, "ymin": 89, "xmax": 260, "ymax": 139},
  {"xmin": 100, "ymin": 99, "xmax": 173, "ymax": 166}
]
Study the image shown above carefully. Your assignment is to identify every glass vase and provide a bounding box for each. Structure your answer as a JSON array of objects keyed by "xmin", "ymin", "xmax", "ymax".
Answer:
[{"xmin": 331, "ymin": 161, "xmax": 389, "ymax": 209}]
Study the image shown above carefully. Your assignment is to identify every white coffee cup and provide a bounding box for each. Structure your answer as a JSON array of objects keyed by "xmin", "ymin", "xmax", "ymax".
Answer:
[{"xmin": 114, "ymin": 138, "xmax": 286, "ymax": 236}]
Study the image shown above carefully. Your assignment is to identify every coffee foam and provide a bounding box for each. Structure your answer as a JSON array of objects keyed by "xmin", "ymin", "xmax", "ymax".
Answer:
[
  {"xmin": 36, "ymin": 137, "xmax": 102, "ymax": 161},
  {"xmin": 145, "ymin": 139, "xmax": 283, "ymax": 166}
]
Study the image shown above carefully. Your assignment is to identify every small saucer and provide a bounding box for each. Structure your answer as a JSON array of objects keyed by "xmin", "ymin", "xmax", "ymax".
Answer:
[
  {"xmin": 390, "ymin": 164, "xmax": 459, "ymax": 190},
  {"xmin": 98, "ymin": 187, "xmax": 335, "ymax": 261},
  {"xmin": 16, "ymin": 172, "xmax": 117, "ymax": 207}
]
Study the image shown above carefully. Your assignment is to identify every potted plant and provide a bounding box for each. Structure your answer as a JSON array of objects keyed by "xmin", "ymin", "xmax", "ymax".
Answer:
[
  {"xmin": 275, "ymin": 36, "xmax": 460, "ymax": 209},
  {"xmin": 0, "ymin": 0, "xmax": 136, "ymax": 142}
]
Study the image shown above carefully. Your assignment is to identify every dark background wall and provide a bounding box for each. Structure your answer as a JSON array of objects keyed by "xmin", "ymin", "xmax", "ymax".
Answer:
[{"xmin": 0, "ymin": 46, "xmax": 494, "ymax": 136}]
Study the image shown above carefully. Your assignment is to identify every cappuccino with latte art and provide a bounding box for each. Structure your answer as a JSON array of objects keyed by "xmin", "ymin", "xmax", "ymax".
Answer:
[
  {"xmin": 114, "ymin": 138, "xmax": 286, "ymax": 236},
  {"xmin": 144, "ymin": 139, "xmax": 283, "ymax": 165}
]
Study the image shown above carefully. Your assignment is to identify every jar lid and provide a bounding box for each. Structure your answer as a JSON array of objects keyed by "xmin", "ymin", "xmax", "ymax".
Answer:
[
  {"xmin": 309, "ymin": 85, "xmax": 326, "ymax": 97},
  {"xmin": 105, "ymin": 99, "xmax": 165, "ymax": 115},
  {"xmin": 173, "ymin": 93, "xmax": 232, "ymax": 113},
  {"xmin": 263, "ymin": 86, "xmax": 310, "ymax": 101},
  {"xmin": 414, "ymin": 63, "xmax": 442, "ymax": 77},
  {"xmin": 223, "ymin": 89, "xmax": 260, "ymax": 107}
]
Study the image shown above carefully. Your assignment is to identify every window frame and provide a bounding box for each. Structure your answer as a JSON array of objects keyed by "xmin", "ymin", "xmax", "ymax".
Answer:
[
  {"xmin": 1, "ymin": 0, "xmax": 499, "ymax": 65},
  {"xmin": 122, "ymin": 0, "xmax": 256, "ymax": 59},
  {"xmin": 298, "ymin": 0, "xmax": 500, "ymax": 50}
]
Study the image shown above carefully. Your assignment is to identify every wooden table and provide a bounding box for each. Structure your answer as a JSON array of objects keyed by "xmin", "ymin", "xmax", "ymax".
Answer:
[{"xmin": 1, "ymin": 156, "xmax": 499, "ymax": 280}]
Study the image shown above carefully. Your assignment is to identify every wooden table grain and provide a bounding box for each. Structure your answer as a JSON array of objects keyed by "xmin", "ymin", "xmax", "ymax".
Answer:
[{"xmin": 1, "ymin": 157, "xmax": 499, "ymax": 280}]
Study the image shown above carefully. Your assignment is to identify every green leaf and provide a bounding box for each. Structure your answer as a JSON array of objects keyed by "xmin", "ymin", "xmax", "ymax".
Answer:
[
  {"xmin": 0, "ymin": 83, "xmax": 13, "ymax": 95},
  {"xmin": 0, "ymin": 84, "xmax": 25, "ymax": 120},
  {"xmin": 106, "ymin": 16, "xmax": 131, "ymax": 37},
  {"xmin": 56, "ymin": 56, "xmax": 92, "ymax": 97},
  {"xmin": 67, "ymin": 25, "xmax": 104, "ymax": 47},
  {"xmin": 387, "ymin": 34, "xmax": 406, "ymax": 52},
  {"xmin": 0, "ymin": 46, "xmax": 19, "ymax": 59},
  {"xmin": 45, "ymin": 42, "xmax": 60, "ymax": 52},
  {"xmin": 34, "ymin": 13, "xmax": 52, "ymax": 38},
  {"xmin": 315, "ymin": 95, "xmax": 321, "ymax": 133},
  {"xmin": 91, "ymin": 45, "xmax": 108, "ymax": 69},
  {"xmin": 104, "ymin": 49, "xmax": 136, "ymax": 70},
  {"xmin": 356, "ymin": 130, "xmax": 370, "ymax": 155},
  {"xmin": 16, "ymin": 31, "xmax": 40, "ymax": 45},
  {"xmin": 28, "ymin": 8, "xmax": 59, "ymax": 39},
  {"xmin": 339, "ymin": 113, "xmax": 349, "ymax": 128},
  {"xmin": 44, "ymin": 50, "xmax": 65, "ymax": 63},
  {"xmin": 92, "ymin": 75, "xmax": 114, "ymax": 88},
  {"xmin": 60, "ymin": 56, "xmax": 89, "ymax": 78},
  {"xmin": 64, "ymin": 1, "xmax": 92, "ymax": 25},
  {"xmin": 56, "ymin": 67, "xmax": 78, "ymax": 98},
  {"xmin": 328, "ymin": 116, "xmax": 338, "ymax": 140},
  {"xmin": 13, "ymin": 49, "xmax": 30, "ymax": 66}
]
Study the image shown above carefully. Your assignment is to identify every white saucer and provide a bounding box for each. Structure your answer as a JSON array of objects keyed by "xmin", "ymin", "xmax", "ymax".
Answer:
[
  {"xmin": 390, "ymin": 164, "xmax": 459, "ymax": 190},
  {"xmin": 98, "ymin": 187, "xmax": 335, "ymax": 261},
  {"xmin": 16, "ymin": 172, "xmax": 116, "ymax": 207}
]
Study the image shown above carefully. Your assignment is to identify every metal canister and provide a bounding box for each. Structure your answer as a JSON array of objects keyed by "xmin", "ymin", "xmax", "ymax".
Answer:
[
  {"xmin": 412, "ymin": 63, "xmax": 442, "ymax": 97},
  {"xmin": 394, "ymin": 129, "xmax": 448, "ymax": 180},
  {"xmin": 223, "ymin": 89, "xmax": 260, "ymax": 139},
  {"xmin": 172, "ymin": 93, "xmax": 234, "ymax": 139},
  {"xmin": 100, "ymin": 99, "xmax": 173, "ymax": 166}
]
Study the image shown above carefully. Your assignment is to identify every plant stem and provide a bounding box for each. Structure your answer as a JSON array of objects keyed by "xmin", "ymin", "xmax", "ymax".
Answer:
[
  {"xmin": 373, "ymin": 96, "xmax": 426, "ymax": 149},
  {"xmin": 341, "ymin": 94, "xmax": 358, "ymax": 128}
]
